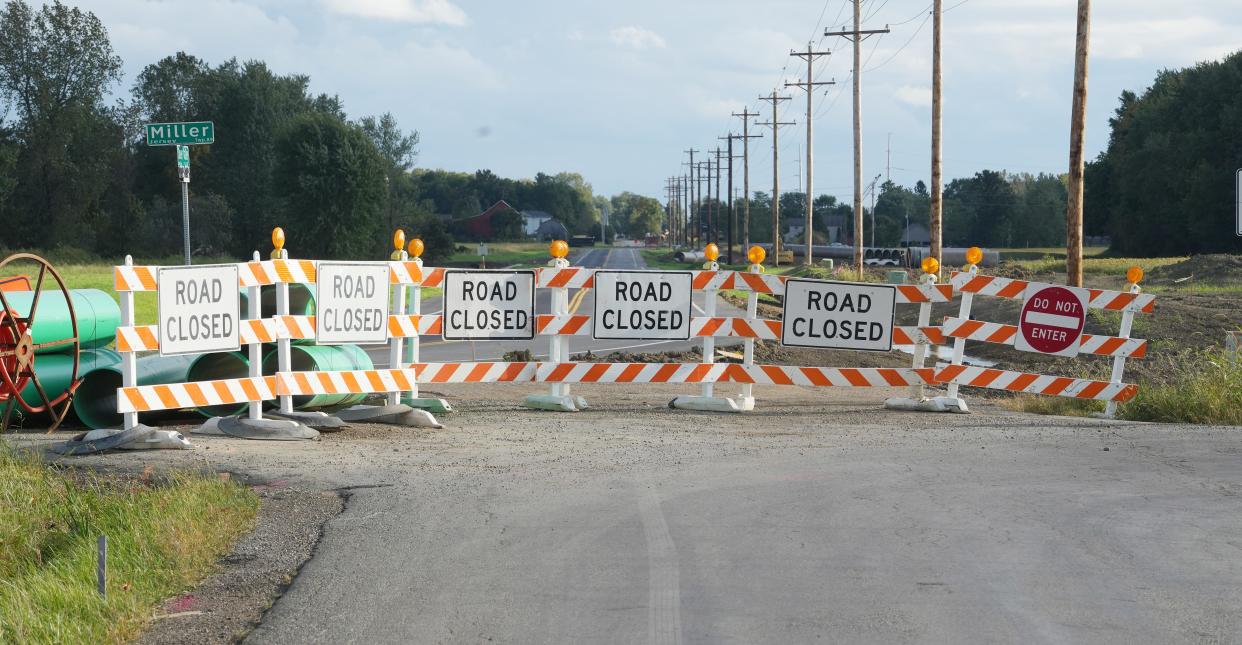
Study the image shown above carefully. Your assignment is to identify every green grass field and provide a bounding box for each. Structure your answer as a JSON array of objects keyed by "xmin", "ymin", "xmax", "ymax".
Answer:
[
  {"xmin": 0, "ymin": 447, "xmax": 258, "ymax": 643},
  {"xmin": 1007, "ymin": 255, "xmax": 1187, "ymax": 277},
  {"xmin": 449, "ymin": 242, "xmax": 551, "ymax": 268}
]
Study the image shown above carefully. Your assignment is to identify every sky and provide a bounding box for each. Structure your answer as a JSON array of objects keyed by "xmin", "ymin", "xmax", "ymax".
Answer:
[{"xmin": 72, "ymin": 0, "xmax": 1241, "ymax": 200}]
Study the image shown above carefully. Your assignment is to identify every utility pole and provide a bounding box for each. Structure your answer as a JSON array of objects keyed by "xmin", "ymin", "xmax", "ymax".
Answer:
[
  {"xmin": 758, "ymin": 91, "xmax": 795, "ymax": 266},
  {"xmin": 684, "ymin": 148, "xmax": 698, "ymax": 247},
  {"xmin": 1066, "ymin": 0, "xmax": 1091, "ymax": 287},
  {"xmin": 719, "ymin": 133, "xmax": 746, "ymax": 264},
  {"xmin": 787, "ymin": 43, "xmax": 834, "ymax": 266},
  {"xmin": 827, "ymin": 2, "xmax": 889, "ymax": 274},
  {"xmin": 697, "ymin": 161, "xmax": 710, "ymax": 246},
  {"xmin": 886, "ymin": 132, "xmax": 892, "ymax": 183},
  {"xmin": 868, "ymin": 173, "xmax": 881, "ymax": 247},
  {"xmin": 731, "ymin": 108, "xmax": 763, "ymax": 252},
  {"xmin": 714, "ymin": 146, "xmax": 726, "ymax": 245},
  {"xmin": 930, "ymin": 0, "xmax": 943, "ymax": 265}
]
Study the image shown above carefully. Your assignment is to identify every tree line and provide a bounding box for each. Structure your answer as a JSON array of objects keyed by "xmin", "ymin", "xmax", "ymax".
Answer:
[{"xmin": 0, "ymin": 1, "xmax": 617, "ymax": 264}]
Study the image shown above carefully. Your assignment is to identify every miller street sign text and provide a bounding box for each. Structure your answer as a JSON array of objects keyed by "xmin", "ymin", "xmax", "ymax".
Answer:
[{"xmin": 146, "ymin": 121, "xmax": 214, "ymax": 146}]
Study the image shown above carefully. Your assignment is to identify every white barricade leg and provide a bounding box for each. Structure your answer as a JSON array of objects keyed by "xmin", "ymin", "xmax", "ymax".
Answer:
[
  {"xmin": 738, "ymin": 289, "xmax": 758, "ymax": 410},
  {"xmin": 671, "ymin": 256, "xmax": 745, "ymax": 413},
  {"xmin": 257, "ymin": 246, "xmax": 338, "ymax": 432},
  {"xmin": 1101, "ymin": 283, "xmax": 1140, "ymax": 419},
  {"xmin": 525, "ymin": 256, "xmax": 582, "ymax": 412},
  {"xmin": 885, "ymin": 271, "xmax": 967, "ymax": 413},
  {"xmin": 120, "ymin": 255, "xmax": 139, "ymax": 432},
  {"xmin": 401, "ymin": 254, "xmax": 452, "ymax": 413},
  {"xmin": 248, "ymin": 251, "xmax": 263, "ymax": 421}
]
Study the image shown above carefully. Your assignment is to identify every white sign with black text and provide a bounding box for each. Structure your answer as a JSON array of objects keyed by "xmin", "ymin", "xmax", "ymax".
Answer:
[
  {"xmin": 592, "ymin": 270, "xmax": 692, "ymax": 340},
  {"xmin": 780, "ymin": 278, "xmax": 896, "ymax": 351},
  {"xmin": 443, "ymin": 270, "xmax": 536, "ymax": 340},
  {"xmin": 315, "ymin": 262, "xmax": 390, "ymax": 345},
  {"xmin": 157, "ymin": 264, "xmax": 240, "ymax": 356}
]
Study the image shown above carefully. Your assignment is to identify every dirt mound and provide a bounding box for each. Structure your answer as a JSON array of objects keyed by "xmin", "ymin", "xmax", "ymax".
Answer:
[
  {"xmin": 1147, "ymin": 254, "xmax": 1242, "ymax": 284},
  {"xmin": 987, "ymin": 261, "xmax": 1040, "ymax": 281}
]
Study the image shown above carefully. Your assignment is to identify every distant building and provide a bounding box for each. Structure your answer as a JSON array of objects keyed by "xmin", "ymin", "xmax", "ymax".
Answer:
[
  {"xmin": 522, "ymin": 210, "xmax": 555, "ymax": 236},
  {"xmin": 534, "ymin": 218, "xmax": 568, "ymax": 241},
  {"xmin": 453, "ymin": 200, "xmax": 519, "ymax": 240}
]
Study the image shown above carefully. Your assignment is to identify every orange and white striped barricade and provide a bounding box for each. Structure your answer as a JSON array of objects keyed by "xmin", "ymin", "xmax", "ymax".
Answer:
[
  {"xmin": 394, "ymin": 237, "xmax": 452, "ymax": 414},
  {"xmin": 671, "ymin": 244, "xmax": 750, "ymax": 412},
  {"xmin": 261, "ymin": 233, "xmax": 343, "ymax": 430},
  {"xmin": 112, "ymin": 249, "xmax": 318, "ymax": 440},
  {"xmin": 883, "ymin": 258, "xmax": 968, "ymax": 413},
  {"xmin": 939, "ymin": 251, "xmax": 1152, "ymax": 416},
  {"xmin": 524, "ymin": 241, "xmax": 589, "ymax": 411}
]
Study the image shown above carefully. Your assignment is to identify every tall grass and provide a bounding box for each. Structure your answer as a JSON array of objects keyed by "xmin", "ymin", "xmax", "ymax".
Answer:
[
  {"xmin": 1119, "ymin": 350, "xmax": 1242, "ymax": 425},
  {"xmin": 0, "ymin": 448, "xmax": 258, "ymax": 643}
]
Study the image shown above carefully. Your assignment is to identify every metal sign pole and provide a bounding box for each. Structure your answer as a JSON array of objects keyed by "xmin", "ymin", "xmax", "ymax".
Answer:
[{"xmin": 181, "ymin": 178, "xmax": 191, "ymax": 265}]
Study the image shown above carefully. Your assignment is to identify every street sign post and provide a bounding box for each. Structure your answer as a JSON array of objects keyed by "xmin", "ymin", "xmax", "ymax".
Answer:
[
  {"xmin": 156, "ymin": 264, "xmax": 240, "ymax": 356},
  {"xmin": 315, "ymin": 262, "xmax": 390, "ymax": 345},
  {"xmin": 781, "ymin": 278, "xmax": 897, "ymax": 351},
  {"xmin": 145, "ymin": 121, "xmax": 214, "ymax": 146},
  {"xmin": 1014, "ymin": 282, "xmax": 1088, "ymax": 357},
  {"xmin": 146, "ymin": 122, "xmax": 214, "ymax": 266},
  {"xmin": 443, "ymin": 270, "xmax": 535, "ymax": 340},
  {"xmin": 1236, "ymin": 168, "xmax": 1241, "ymax": 236},
  {"xmin": 592, "ymin": 270, "xmax": 692, "ymax": 340}
]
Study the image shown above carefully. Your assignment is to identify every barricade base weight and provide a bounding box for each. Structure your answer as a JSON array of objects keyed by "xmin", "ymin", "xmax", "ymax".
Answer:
[
  {"xmin": 401, "ymin": 396, "xmax": 454, "ymax": 413},
  {"xmin": 51, "ymin": 424, "xmax": 160, "ymax": 455},
  {"xmin": 213, "ymin": 416, "xmax": 319, "ymax": 441},
  {"xmin": 266, "ymin": 409, "xmax": 348, "ymax": 430},
  {"xmin": 523, "ymin": 394, "xmax": 587, "ymax": 412},
  {"xmin": 335, "ymin": 404, "xmax": 442, "ymax": 428},
  {"xmin": 669, "ymin": 395, "xmax": 751, "ymax": 413},
  {"xmin": 883, "ymin": 396, "xmax": 970, "ymax": 414}
]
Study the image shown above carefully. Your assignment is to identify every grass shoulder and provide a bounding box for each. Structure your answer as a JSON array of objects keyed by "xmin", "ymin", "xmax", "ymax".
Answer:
[{"xmin": 0, "ymin": 448, "xmax": 259, "ymax": 643}]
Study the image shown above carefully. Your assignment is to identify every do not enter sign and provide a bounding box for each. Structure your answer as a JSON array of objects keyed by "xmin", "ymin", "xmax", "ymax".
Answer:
[{"xmin": 1015, "ymin": 283, "xmax": 1089, "ymax": 357}]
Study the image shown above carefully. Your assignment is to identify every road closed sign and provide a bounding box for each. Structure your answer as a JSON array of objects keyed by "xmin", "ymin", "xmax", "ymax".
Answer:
[
  {"xmin": 781, "ymin": 278, "xmax": 896, "ymax": 351},
  {"xmin": 157, "ymin": 264, "xmax": 240, "ymax": 356},
  {"xmin": 1015, "ymin": 282, "xmax": 1088, "ymax": 357},
  {"xmin": 592, "ymin": 270, "xmax": 692, "ymax": 340},
  {"xmin": 443, "ymin": 270, "xmax": 535, "ymax": 340},
  {"xmin": 316, "ymin": 262, "xmax": 390, "ymax": 345}
]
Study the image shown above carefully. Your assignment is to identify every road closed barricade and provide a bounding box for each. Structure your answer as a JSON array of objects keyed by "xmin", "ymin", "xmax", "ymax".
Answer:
[{"xmin": 937, "ymin": 247, "xmax": 1153, "ymax": 417}]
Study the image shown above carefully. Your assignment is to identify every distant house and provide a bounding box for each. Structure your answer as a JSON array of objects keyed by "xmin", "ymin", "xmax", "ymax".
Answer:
[
  {"xmin": 453, "ymin": 200, "xmax": 520, "ymax": 240},
  {"xmin": 901, "ymin": 221, "xmax": 931, "ymax": 246},
  {"xmin": 522, "ymin": 210, "xmax": 555, "ymax": 237},
  {"xmin": 534, "ymin": 218, "xmax": 568, "ymax": 241}
]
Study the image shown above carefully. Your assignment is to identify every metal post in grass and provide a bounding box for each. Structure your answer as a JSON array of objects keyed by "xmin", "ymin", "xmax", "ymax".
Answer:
[{"xmin": 97, "ymin": 535, "xmax": 107, "ymax": 597}]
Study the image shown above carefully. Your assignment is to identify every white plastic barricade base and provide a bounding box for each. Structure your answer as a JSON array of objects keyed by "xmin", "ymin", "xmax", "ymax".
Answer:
[
  {"xmin": 523, "ymin": 393, "xmax": 589, "ymax": 412},
  {"xmin": 669, "ymin": 394, "xmax": 754, "ymax": 413},
  {"xmin": 265, "ymin": 409, "xmax": 348, "ymax": 431},
  {"xmin": 401, "ymin": 395, "xmax": 454, "ymax": 414},
  {"xmin": 196, "ymin": 416, "xmax": 319, "ymax": 441},
  {"xmin": 335, "ymin": 403, "xmax": 442, "ymax": 428},
  {"xmin": 883, "ymin": 395, "xmax": 970, "ymax": 414}
]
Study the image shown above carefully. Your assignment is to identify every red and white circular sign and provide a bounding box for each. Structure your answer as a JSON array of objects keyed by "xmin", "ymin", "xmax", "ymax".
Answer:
[{"xmin": 1016, "ymin": 285, "xmax": 1087, "ymax": 356}]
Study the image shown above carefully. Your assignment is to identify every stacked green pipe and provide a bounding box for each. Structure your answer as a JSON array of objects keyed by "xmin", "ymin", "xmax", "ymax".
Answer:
[
  {"xmin": 0, "ymin": 289, "xmax": 120, "ymax": 351},
  {"xmin": 72, "ymin": 354, "xmax": 196, "ymax": 429}
]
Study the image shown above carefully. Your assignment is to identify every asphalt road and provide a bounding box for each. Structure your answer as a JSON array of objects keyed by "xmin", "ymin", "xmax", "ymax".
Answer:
[
  {"xmin": 34, "ymin": 385, "xmax": 1242, "ymax": 644},
  {"xmin": 369, "ymin": 247, "xmax": 744, "ymax": 366}
]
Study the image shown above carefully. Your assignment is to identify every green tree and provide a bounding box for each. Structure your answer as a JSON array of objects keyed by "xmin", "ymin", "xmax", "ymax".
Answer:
[
  {"xmin": 274, "ymin": 111, "xmax": 386, "ymax": 258},
  {"xmin": 1086, "ymin": 51, "xmax": 1242, "ymax": 254},
  {"xmin": 0, "ymin": 0, "xmax": 124, "ymax": 247}
]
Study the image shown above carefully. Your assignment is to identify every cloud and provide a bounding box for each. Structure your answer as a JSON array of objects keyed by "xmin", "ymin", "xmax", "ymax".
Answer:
[
  {"xmin": 894, "ymin": 84, "xmax": 931, "ymax": 107},
  {"xmin": 609, "ymin": 26, "xmax": 666, "ymax": 50},
  {"xmin": 322, "ymin": 0, "xmax": 467, "ymax": 25}
]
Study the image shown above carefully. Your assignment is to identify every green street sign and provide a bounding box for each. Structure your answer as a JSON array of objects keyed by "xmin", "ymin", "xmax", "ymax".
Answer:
[
  {"xmin": 145, "ymin": 121, "xmax": 214, "ymax": 146},
  {"xmin": 176, "ymin": 145, "xmax": 190, "ymax": 169}
]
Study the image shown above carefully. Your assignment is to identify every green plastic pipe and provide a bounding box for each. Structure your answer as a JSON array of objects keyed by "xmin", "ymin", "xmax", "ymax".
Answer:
[
  {"xmin": 261, "ymin": 344, "xmax": 373, "ymax": 409},
  {"xmin": 18, "ymin": 348, "xmax": 121, "ymax": 411},
  {"xmin": 72, "ymin": 354, "xmax": 196, "ymax": 430},
  {"xmin": 186, "ymin": 351, "xmax": 252, "ymax": 418},
  {"xmin": 239, "ymin": 284, "xmax": 317, "ymax": 318},
  {"xmin": 0, "ymin": 289, "xmax": 120, "ymax": 353}
]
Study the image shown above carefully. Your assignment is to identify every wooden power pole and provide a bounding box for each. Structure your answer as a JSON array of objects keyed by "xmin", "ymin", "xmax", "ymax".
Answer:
[
  {"xmin": 1066, "ymin": 0, "xmax": 1091, "ymax": 287},
  {"xmin": 827, "ymin": 1, "xmax": 889, "ymax": 274},
  {"xmin": 930, "ymin": 0, "xmax": 943, "ymax": 264},
  {"xmin": 757, "ymin": 91, "xmax": 795, "ymax": 266},
  {"xmin": 787, "ymin": 44, "xmax": 834, "ymax": 265},
  {"xmin": 731, "ymin": 108, "xmax": 763, "ymax": 252},
  {"xmin": 719, "ymin": 133, "xmax": 744, "ymax": 264}
]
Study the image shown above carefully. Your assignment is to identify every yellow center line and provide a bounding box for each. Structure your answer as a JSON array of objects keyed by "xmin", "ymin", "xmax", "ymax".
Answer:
[{"xmin": 568, "ymin": 286, "xmax": 589, "ymax": 314}]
